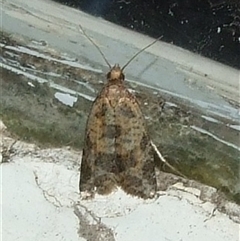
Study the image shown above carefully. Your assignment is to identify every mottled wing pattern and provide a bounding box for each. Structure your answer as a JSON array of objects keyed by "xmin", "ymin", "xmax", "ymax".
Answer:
[
  {"xmin": 115, "ymin": 88, "xmax": 157, "ymax": 198},
  {"xmin": 80, "ymin": 86, "xmax": 119, "ymax": 196},
  {"xmin": 80, "ymin": 75, "xmax": 157, "ymax": 199}
]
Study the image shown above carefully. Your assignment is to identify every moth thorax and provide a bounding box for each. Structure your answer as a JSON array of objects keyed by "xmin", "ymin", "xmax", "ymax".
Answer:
[{"xmin": 107, "ymin": 64, "xmax": 125, "ymax": 81}]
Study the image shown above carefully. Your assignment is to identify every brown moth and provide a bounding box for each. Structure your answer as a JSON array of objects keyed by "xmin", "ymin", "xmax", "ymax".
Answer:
[{"xmin": 79, "ymin": 26, "xmax": 161, "ymax": 199}]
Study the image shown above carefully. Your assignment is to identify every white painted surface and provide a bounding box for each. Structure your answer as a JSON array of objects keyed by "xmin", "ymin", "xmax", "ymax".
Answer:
[
  {"xmin": 1, "ymin": 135, "xmax": 239, "ymax": 241},
  {"xmin": 2, "ymin": 163, "xmax": 82, "ymax": 241}
]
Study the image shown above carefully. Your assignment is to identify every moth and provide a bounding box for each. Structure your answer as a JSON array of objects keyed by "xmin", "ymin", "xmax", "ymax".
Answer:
[{"xmin": 79, "ymin": 26, "xmax": 161, "ymax": 199}]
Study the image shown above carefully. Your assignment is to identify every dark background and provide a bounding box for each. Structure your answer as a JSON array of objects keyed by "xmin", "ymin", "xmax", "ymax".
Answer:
[{"xmin": 54, "ymin": 0, "xmax": 240, "ymax": 69}]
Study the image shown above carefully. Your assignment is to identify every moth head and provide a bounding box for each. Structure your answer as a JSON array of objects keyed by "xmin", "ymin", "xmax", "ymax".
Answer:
[
  {"xmin": 107, "ymin": 64, "xmax": 125, "ymax": 81},
  {"xmin": 79, "ymin": 25, "xmax": 161, "ymax": 83}
]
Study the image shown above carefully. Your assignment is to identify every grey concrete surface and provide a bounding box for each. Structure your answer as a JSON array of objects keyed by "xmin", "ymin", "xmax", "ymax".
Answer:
[{"xmin": 1, "ymin": 0, "xmax": 239, "ymax": 121}]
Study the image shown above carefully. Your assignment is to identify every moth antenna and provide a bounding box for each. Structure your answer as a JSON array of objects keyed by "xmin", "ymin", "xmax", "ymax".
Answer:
[
  {"xmin": 79, "ymin": 25, "xmax": 112, "ymax": 69},
  {"xmin": 122, "ymin": 35, "xmax": 163, "ymax": 71}
]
